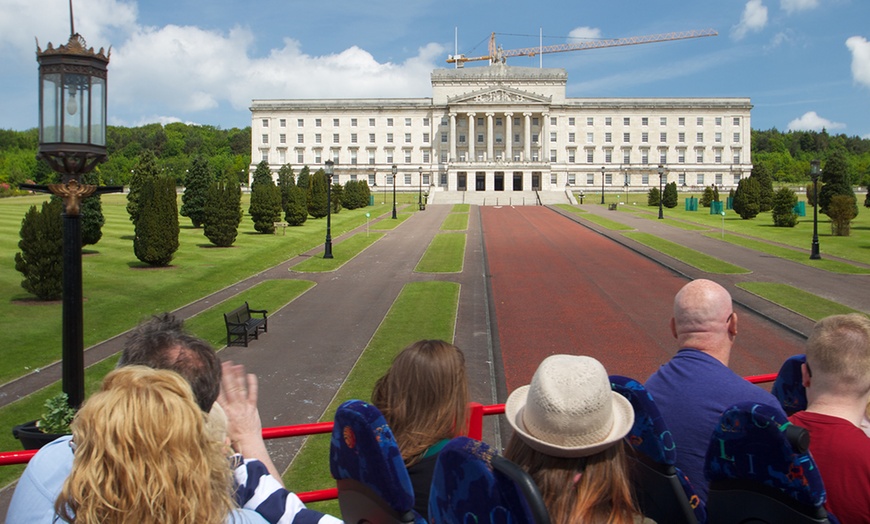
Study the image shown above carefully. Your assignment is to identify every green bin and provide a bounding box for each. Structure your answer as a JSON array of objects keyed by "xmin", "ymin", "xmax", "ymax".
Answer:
[
  {"xmin": 793, "ymin": 201, "xmax": 806, "ymax": 217},
  {"xmin": 369, "ymin": 195, "xmax": 375, "ymax": 206},
  {"xmin": 710, "ymin": 201, "xmax": 724, "ymax": 215},
  {"xmin": 726, "ymin": 196, "xmax": 734, "ymax": 210}
]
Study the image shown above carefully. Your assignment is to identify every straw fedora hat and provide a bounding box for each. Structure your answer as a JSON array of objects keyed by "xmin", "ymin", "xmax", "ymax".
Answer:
[{"xmin": 505, "ymin": 355, "xmax": 634, "ymax": 458}]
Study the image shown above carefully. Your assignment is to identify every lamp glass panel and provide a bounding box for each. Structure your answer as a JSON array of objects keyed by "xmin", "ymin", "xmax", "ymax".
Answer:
[
  {"xmin": 40, "ymin": 73, "xmax": 62, "ymax": 143},
  {"xmin": 90, "ymin": 77, "xmax": 106, "ymax": 146},
  {"xmin": 64, "ymin": 74, "xmax": 88, "ymax": 144}
]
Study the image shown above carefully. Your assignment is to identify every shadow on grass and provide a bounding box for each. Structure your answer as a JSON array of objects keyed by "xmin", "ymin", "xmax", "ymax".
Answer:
[
  {"xmin": 196, "ymin": 244, "xmax": 236, "ymax": 249},
  {"xmin": 126, "ymin": 262, "xmax": 176, "ymax": 269}
]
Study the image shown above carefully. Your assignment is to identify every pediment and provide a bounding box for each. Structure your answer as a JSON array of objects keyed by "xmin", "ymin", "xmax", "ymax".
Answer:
[{"xmin": 448, "ymin": 86, "xmax": 551, "ymax": 106}]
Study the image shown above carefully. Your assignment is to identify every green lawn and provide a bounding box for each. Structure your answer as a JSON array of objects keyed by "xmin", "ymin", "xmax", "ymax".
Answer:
[
  {"xmin": 737, "ymin": 282, "xmax": 867, "ymax": 320},
  {"xmin": 370, "ymin": 213, "xmax": 412, "ymax": 230},
  {"xmin": 416, "ymin": 233, "xmax": 466, "ymax": 273},
  {"xmin": 451, "ymin": 204, "xmax": 470, "ymax": 213},
  {"xmin": 283, "ymin": 280, "xmax": 460, "ymax": 517},
  {"xmin": 623, "ymin": 232, "xmax": 750, "ymax": 274},
  {"xmin": 441, "ymin": 213, "xmax": 469, "ymax": 231},
  {"xmin": 291, "ymin": 233, "xmax": 384, "ymax": 272},
  {"xmin": 575, "ymin": 213, "xmax": 635, "ymax": 231},
  {"xmin": 705, "ymin": 232, "xmax": 870, "ymax": 274},
  {"xmin": 554, "ymin": 203, "xmax": 587, "ymax": 214}
]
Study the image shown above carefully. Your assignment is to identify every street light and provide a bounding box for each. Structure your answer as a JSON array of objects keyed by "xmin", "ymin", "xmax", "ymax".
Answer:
[
  {"xmin": 418, "ymin": 166, "xmax": 423, "ymax": 209},
  {"xmin": 658, "ymin": 164, "xmax": 666, "ymax": 219},
  {"xmin": 20, "ymin": 7, "xmax": 121, "ymax": 409},
  {"xmin": 323, "ymin": 161, "xmax": 334, "ymax": 259},
  {"xmin": 810, "ymin": 159, "xmax": 821, "ymax": 260},
  {"xmin": 391, "ymin": 164, "xmax": 397, "ymax": 219},
  {"xmin": 600, "ymin": 166, "xmax": 605, "ymax": 204}
]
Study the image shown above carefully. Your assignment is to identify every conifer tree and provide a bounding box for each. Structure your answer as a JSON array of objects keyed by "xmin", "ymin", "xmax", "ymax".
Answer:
[
  {"xmin": 126, "ymin": 150, "xmax": 159, "ymax": 226},
  {"xmin": 134, "ymin": 175, "xmax": 180, "ymax": 266},
  {"xmin": 662, "ymin": 181, "xmax": 678, "ymax": 208},
  {"xmin": 751, "ymin": 163, "xmax": 775, "ymax": 212},
  {"xmin": 733, "ymin": 177, "xmax": 762, "ymax": 219},
  {"xmin": 276, "ymin": 164, "xmax": 295, "ymax": 210},
  {"xmin": 819, "ymin": 148, "xmax": 858, "ymax": 217},
  {"xmin": 80, "ymin": 171, "xmax": 105, "ymax": 247},
  {"xmin": 331, "ymin": 183, "xmax": 343, "ymax": 214},
  {"xmin": 180, "ymin": 156, "xmax": 212, "ymax": 228},
  {"xmin": 712, "ymin": 185, "xmax": 720, "ymax": 202},
  {"xmin": 307, "ymin": 170, "xmax": 329, "ymax": 219},
  {"xmin": 647, "ymin": 187, "xmax": 660, "ymax": 207},
  {"xmin": 771, "ymin": 186, "xmax": 798, "ymax": 227},
  {"xmin": 251, "ymin": 160, "xmax": 273, "ymax": 186},
  {"xmin": 296, "ymin": 166, "xmax": 311, "ymax": 193},
  {"xmin": 203, "ymin": 176, "xmax": 242, "ymax": 247},
  {"xmin": 14, "ymin": 199, "xmax": 63, "ymax": 300},
  {"xmin": 700, "ymin": 186, "xmax": 714, "ymax": 208},
  {"xmin": 249, "ymin": 182, "xmax": 283, "ymax": 233},
  {"xmin": 285, "ymin": 182, "xmax": 308, "ymax": 226}
]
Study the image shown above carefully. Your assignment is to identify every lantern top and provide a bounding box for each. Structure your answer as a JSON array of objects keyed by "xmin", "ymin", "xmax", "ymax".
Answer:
[{"xmin": 36, "ymin": 33, "xmax": 110, "ymax": 63}]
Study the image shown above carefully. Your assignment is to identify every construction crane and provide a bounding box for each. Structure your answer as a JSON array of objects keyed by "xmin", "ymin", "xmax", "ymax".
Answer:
[{"xmin": 446, "ymin": 29, "xmax": 718, "ymax": 66}]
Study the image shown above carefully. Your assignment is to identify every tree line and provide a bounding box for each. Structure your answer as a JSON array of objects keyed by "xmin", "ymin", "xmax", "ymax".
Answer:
[{"xmin": 752, "ymin": 128, "xmax": 870, "ymax": 185}]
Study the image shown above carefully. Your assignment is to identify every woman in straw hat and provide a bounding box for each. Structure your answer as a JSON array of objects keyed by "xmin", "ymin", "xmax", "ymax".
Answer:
[
  {"xmin": 372, "ymin": 339, "xmax": 469, "ymax": 519},
  {"xmin": 504, "ymin": 355, "xmax": 653, "ymax": 524}
]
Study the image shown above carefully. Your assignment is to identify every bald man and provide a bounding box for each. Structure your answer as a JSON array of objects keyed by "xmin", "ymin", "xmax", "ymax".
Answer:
[{"xmin": 645, "ymin": 279, "xmax": 782, "ymax": 502}]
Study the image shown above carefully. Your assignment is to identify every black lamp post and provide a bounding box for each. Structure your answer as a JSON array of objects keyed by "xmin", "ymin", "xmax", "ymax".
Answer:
[
  {"xmin": 418, "ymin": 166, "xmax": 423, "ymax": 208},
  {"xmin": 658, "ymin": 164, "xmax": 666, "ymax": 219},
  {"xmin": 23, "ymin": 8, "xmax": 121, "ymax": 409},
  {"xmin": 600, "ymin": 166, "xmax": 605, "ymax": 204},
  {"xmin": 391, "ymin": 164, "xmax": 397, "ymax": 219},
  {"xmin": 810, "ymin": 159, "xmax": 821, "ymax": 260},
  {"xmin": 323, "ymin": 160, "xmax": 334, "ymax": 259}
]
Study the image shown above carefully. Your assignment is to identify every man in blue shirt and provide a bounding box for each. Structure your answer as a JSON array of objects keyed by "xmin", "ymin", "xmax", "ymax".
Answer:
[{"xmin": 645, "ymin": 279, "xmax": 783, "ymax": 502}]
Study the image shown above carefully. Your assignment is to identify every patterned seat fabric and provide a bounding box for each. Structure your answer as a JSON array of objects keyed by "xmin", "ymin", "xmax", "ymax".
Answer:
[
  {"xmin": 772, "ymin": 354, "xmax": 808, "ymax": 416},
  {"xmin": 610, "ymin": 375, "xmax": 706, "ymax": 524},
  {"xmin": 329, "ymin": 399, "xmax": 424, "ymax": 523},
  {"xmin": 704, "ymin": 401, "xmax": 827, "ymax": 513},
  {"xmin": 429, "ymin": 436, "xmax": 550, "ymax": 524}
]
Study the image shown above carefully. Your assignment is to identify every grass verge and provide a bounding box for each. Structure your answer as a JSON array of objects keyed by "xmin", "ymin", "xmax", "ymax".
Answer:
[
  {"xmin": 737, "ymin": 282, "xmax": 867, "ymax": 320},
  {"xmin": 451, "ymin": 204, "xmax": 470, "ymax": 213},
  {"xmin": 554, "ymin": 204, "xmax": 587, "ymax": 214},
  {"xmin": 291, "ymin": 233, "xmax": 384, "ymax": 272},
  {"xmin": 708, "ymin": 233, "xmax": 870, "ymax": 275},
  {"xmin": 576, "ymin": 213, "xmax": 635, "ymax": 231},
  {"xmin": 623, "ymin": 232, "xmax": 750, "ymax": 274},
  {"xmin": 441, "ymin": 213, "xmax": 469, "ymax": 231},
  {"xmin": 282, "ymin": 280, "xmax": 460, "ymax": 517},
  {"xmin": 416, "ymin": 234, "xmax": 466, "ymax": 273}
]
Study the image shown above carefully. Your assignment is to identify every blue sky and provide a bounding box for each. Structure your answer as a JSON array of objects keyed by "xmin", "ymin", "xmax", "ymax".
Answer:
[{"xmin": 1, "ymin": 0, "xmax": 868, "ymax": 137}]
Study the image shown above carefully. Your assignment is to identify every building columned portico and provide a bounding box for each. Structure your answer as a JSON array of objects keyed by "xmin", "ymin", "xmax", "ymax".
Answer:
[{"xmin": 250, "ymin": 63, "xmax": 752, "ymax": 198}]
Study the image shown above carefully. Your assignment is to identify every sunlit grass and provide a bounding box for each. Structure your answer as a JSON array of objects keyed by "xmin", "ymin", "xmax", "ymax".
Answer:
[
  {"xmin": 737, "ymin": 282, "xmax": 867, "ymax": 320},
  {"xmin": 441, "ymin": 213, "xmax": 469, "ymax": 231},
  {"xmin": 291, "ymin": 233, "xmax": 384, "ymax": 272},
  {"xmin": 416, "ymin": 233, "xmax": 466, "ymax": 273},
  {"xmin": 623, "ymin": 232, "xmax": 749, "ymax": 274}
]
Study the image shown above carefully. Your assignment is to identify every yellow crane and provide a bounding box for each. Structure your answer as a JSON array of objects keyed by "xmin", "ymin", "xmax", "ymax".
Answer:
[{"xmin": 446, "ymin": 29, "xmax": 718, "ymax": 66}]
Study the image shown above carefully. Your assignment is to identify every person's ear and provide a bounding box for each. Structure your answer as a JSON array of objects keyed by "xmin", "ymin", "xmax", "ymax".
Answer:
[
  {"xmin": 801, "ymin": 362, "xmax": 811, "ymax": 388},
  {"xmin": 670, "ymin": 317, "xmax": 678, "ymax": 339},
  {"xmin": 728, "ymin": 312, "xmax": 738, "ymax": 337}
]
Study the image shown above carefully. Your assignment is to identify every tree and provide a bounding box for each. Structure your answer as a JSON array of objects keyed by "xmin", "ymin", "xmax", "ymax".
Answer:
[
  {"xmin": 126, "ymin": 150, "xmax": 159, "ymax": 226},
  {"xmin": 180, "ymin": 156, "xmax": 213, "ymax": 228},
  {"xmin": 647, "ymin": 187, "xmax": 660, "ymax": 207},
  {"xmin": 307, "ymin": 170, "xmax": 329, "ymax": 219},
  {"xmin": 819, "ymin": 149, "xmax": 858, "ymax": 217},
  {"xmin": 700, "ymin": 186, "xmax": 714, "ymax": 208},
  {"xmin": 865, "ymin": 189, "xmax": 870, "ymax": 208},
  {"xmin": 284, "ymin": 182, "xmax": 308, "ymax": 226},
  {"xmin": 249, "ymin": 182, "xmax": 283, "ymax": 233},
  {"xmin": 276, "ymin": 164, "xmax": 295, "ymax": 210},
  {"xmin": 662, "ymin": 181, "xmax": 678, "ymax": 209},
  {"xmin": 203, "ymin": 176, "xmax": 242, "ymax": 247},
  {"xmin": 330, "ymin": 183, "xmax": 343, "ymax": 214},
  {"xmin": 771, "ymin": 187, "xmax": 798, "ymax": 227},
  {"xmin": 251, "ymin": 160, "xmax": 273, "ymax": 187},
  {"xmin": 805, "ymin": 183, "xmax": 819, "ymax": 208},
  {"xmin": 134, "ymin": 175, "xmax": 180, "ymax": 266},
  {"xmin": 296, "ymin": 166, "xmax": 311, "ymax": 193},
  {"xmin": 732, "ymin": 177, "xmax": 762, "ymax": 219},
  {"xmin": 712, "ymin": 185, "xmax": 720, "ymax": 202},
  {"xmin": 342, "ymin": 180, "xmax": 370, "ymax": 210},
  {"xmin": 827, "ymin": 195, "xmax": 857, "ymax": 236},
  {"xmin": 14, "ymin": 199, "xmax": 63, "ymax": 300},
  {"xmin": 750, "ymin": 163, "xmax": 775, "ymax": 212}
]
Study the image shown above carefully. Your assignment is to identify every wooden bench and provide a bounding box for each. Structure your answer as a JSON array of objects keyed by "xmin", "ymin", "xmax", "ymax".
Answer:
[
  {"xmin": 224, "ymin": 302, "xmax": 268, "ymax": 347},
  {"xmin": 273, "ymin": 222, "xmax": 289, "ymax": 235},
  {"xmin": 608, "ymin": 203, "xmax": 618, "ymax": 211}
]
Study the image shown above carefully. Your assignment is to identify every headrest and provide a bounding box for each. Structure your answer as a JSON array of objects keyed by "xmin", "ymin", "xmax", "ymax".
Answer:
[
  {"xmin": 610, "ymin": 375, "xmax": 676, "ymax": 465},
  {"xmin": 771, "ymin": 354, "xmax": 808, "ymax": 416}
]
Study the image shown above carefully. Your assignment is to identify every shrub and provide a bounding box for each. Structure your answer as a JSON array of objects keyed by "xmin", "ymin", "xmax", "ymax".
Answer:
[
  {"xmin": 203, "ymin": 176, "xmax": 242, "ymax": 247},
  {"xmin": 647, "ymin": 187, "xmax": 660, "ymax": 207},
  {"xmin": 700, "ymin": 186, "xmax": 714, "ymax": 208},
  {"xmin": 827, "ymin": 194, "xmax": 857, "ymax": 236},
  {"xmin": 771, "ymin": 187, "xmax": 798, "ymax": 227},
  {"xmin": 14, "ymin": 199, "xmax": 63, "ymax": 300},
  {"xmin": 126, "ymin": 150, "xmax": 159, "ymax": 226},
  {"xmin": 712, "ymin": 185, "xmax": 720, "ymax": 202},
  {"xmin": 251, "ymin": 160, "xmax": 273, "ymax": 187},
  {"xmin": 307, "ymin": 170, "xmax": 329, "ymax": 219},
  {"xmin": 284, "ymin": 183, "xmax": 308, "ymax": 226},
  {"xmin": 134, "ymin": 176, "xmax": 180, "ymax": 266},
  {"xmin": 662, "ymin": 181, "xmax": 678, "ymax": 209},
  {"xmin": 733, "ymin": 177, "xmax": 762, "ymax": 219},
  {"xmin": 277, "ymin": 164, "xmax": 295, "ymax": 210},
  {"xmin": 38, "ymin": 393, "xmax": 75, "ymax": 434},
  {"xmin": 180, "ymin": 156, "xmax": 212, "ymax": 228},
  {"xmin": 330, "ymin": 184, "xmax": 343, "ymax": 214},
  {"xmin": 249, "ymin": 182, "xmax": 283, "ymax": 233}
]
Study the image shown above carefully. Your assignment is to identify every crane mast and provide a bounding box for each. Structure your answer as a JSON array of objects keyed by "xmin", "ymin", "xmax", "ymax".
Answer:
[{"xmin": 447, "ymin": 29, "xmax": 718, "ymax": 66}]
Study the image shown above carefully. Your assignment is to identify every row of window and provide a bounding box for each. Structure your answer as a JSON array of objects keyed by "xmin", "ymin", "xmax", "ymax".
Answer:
[
  {"xmin": 263, "ymin": 117, "xmax": 432, "ymax": 128},
  {"xmin": 583, "ymin": 172, "xmax": 741, "ymax": 186},
  {"xmin": 261, "ymin": 115, "xmax": 743, "ymax": 129}
]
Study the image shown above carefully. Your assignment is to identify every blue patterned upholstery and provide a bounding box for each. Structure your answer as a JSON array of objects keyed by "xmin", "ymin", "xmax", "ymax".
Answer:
[
  {"xmin": 329, "ymin": 399, "xmax": 424, "ymax": 523},
  {"xmin": 704, "ymin": 401, "xmax": 831, "ymax": 523},
  {"xmin": 772, "ymin": 354, "xmax": 808, "ymax": 416},
  {"xmin": 610, "ymin": 375, "xmax": 706, "ymax": 524},
  {"xmin": 429, "ymin": 436, "xmax": 550, "ymax": 524}
]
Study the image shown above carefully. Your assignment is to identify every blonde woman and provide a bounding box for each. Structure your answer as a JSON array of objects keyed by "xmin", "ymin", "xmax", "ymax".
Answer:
[
  {"xmin": 504, "ymin": 355, "xmax": 653, "ymax": 524},
  {"xmin": 372, "ymin": 340, "xmax": 469, "ymax": 519},
  {"xmin": 54, "ymin": 366, "xmax": 266, "ymax": 524}
]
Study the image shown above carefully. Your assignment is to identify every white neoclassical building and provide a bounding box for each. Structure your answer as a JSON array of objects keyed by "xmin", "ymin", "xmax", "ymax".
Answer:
[{"xmin": 250, "ymin": 63, "xmax": 752, "ymax": 200}]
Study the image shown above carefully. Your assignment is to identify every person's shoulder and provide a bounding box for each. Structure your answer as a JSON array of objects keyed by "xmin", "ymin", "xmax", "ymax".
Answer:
[
  {"xmin": 227, "ymin": 508, "xmax": 270, "ymax": 524},
  {"xmin": 6, "ymin": 436, "xmax": 75, "ymax": 522}
]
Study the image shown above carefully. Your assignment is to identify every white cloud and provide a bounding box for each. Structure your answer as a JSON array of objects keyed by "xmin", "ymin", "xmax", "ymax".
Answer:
[
  {"xmin": 567, "ymin": 27, "xmax": 602, "ymax": 41},
  {"xmin": 780, "ymin": 0, "xmax": 820, "ymax": 14},
  {"xmin": 732, "ymin": 0, "xmax": 769, "ymax": 41},
  {"xmin": 786, "ymin": 111, "xmax": 846, "ymax": 131},
  {"xmin": 845, "ymin": 36, "xmax": 870, "ymax": 89}
]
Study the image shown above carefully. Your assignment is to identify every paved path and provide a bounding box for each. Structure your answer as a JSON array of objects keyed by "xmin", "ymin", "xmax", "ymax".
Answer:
[{"xmin": 1, "ymin": 200, "xmax": 866, "ymax": 517}]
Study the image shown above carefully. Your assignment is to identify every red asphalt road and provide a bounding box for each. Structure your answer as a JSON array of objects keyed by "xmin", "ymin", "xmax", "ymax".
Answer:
[{"xmin": 481, "ymin": 206, "xmax": 807, "ymax": 394}]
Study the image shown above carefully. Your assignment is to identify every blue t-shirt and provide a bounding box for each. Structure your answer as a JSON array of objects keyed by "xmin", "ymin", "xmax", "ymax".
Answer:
[{"xmin": 644, "ymin": 349, "xmax": 783, "ymax": 502}]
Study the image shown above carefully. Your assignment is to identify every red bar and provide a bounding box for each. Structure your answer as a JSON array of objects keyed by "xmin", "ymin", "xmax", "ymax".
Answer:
[
  {"xmin": 467, "ymin": 402, "xmax": 483, "ymax": 440},
  {"xmin": 745, "ymin": 373, "xmax": 777, "ymax": 384},
  {"xmin": 298, "ymin": 487, "xmax": 339, "ymax": 503},
  {"xmin": 0, "ymin": 449, "xmax": 37, "ymax": 466},
  {"xmin": 262, "ymin": 421, "xmax": 333, "ymax": 440}
]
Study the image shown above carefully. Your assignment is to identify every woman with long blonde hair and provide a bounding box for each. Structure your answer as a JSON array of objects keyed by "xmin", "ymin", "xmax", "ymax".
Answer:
[
  {"xmin": 504, "ymin": 355, "xmax": 653, "ymax": 524},
  {"xmin": 372, "ymin": 339, "xmax": 469, "ymax": 519},
  {"xmin": 54, "ymin": 366, "xmax": 263, "ymax": 524}
]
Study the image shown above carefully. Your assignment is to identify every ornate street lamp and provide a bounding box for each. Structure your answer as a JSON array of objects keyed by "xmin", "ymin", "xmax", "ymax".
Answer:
[
  {"xmin": 391, "ymin": 164, "xmax": 397, "ymax": 219},
  {"xmin": 600, "ymin": 166, "xmax": 605, "ymax": 204},
  {"xmin": 323, "ymin": 160, "xmax": 334, "ymax": 259},
  {"xmin": 418, "ymin": 166, "xmax": 423, "ymax": 209},
  {"xmin": 21, "ymin": 6, "xmax": 121, "ymax": 408},
  {"xmin": 658, "ymin": 164, "xmax": 666, "ymax": 219},
  {"xmin": 810, "ymin": 159, "xmax": 821, "ymax": 260}
]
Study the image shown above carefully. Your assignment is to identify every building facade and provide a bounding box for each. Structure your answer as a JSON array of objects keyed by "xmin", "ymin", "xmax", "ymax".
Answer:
[{"xmin": 250, "ymin": 63, "xmax": 752, "ymax": 194}]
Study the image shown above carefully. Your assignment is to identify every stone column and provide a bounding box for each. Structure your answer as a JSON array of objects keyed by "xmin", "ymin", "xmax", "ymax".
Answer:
[
  {"xmin": 449, "ymin": 113, "xmax": 457, "ymax": 162},
  {"xmin": 542, "ymin": 112, "xmax": 550, "ymax": 163},
  {"xmin": 504, "ymin": 112, "xmax": 513, "ymax": 162},
  {"xmin": 523, "ymin": 112, "xmax": 532, "ymax": 162},
  {"xmin": 467, "ymin": 113, "xmax": 476, "ymax": 162},
  {"xmin": 486, "ymin": 112, "xmax": 494, "ymax": 162}
]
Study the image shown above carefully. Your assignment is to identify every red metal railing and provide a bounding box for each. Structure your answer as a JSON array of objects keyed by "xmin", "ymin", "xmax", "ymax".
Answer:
[{"xmin": 0, "ymin": 373, "xmax": 779, "ymax": 503}]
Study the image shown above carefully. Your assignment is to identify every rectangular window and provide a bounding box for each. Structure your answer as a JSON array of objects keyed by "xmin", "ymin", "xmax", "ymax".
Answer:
[
  {"xmin": 386, "ymin": 151, "xmax": 393, "ymax": 163},
  {"xmin": 733, "ymin": 117, "xmax": 741, "ymax": 126},
  {"xmin": 715, "ymin": 117, "xmax": 722, "ymax": 126},
  {"xmin": 697, "ymin": 117, "xmax": 704, "ymax": 126},
  {"xmin": 387, "ymin": 118, "xmax": 393, "ymax": 126},
  {"xmin": 441, "ymin": 132, "xmax": 448, "ymax": 143},
  {"xmin": 697, "ymin": 133, "xmax": 704, "ymax": 142},
  {"xmin": 369, "ymin": 174, "xmax": 376, "ymax": 185},
  {"xmin": 551, "ymin": 117, "xmax": 557, "ymax": 126},
  {"xmin": 660, "ymin": 117, "xmax": 667, "ymax": 126},
  {"xmin": 279, "ymin": 134, "xmax": 286, "ymax": 144},
  {"xmin": 478, "ymin": 117, "xmax": 484, "ymax": 126},
  {"xmin": 568, "ymin": 174, "xmax": 576, "ymax": 185},
  {"xmin": 315, "ymin": 134, "xmax": 321, "ymax": 144},
  {"xmin": 550, "ymin": 150, "xmax": 557, "ymax": 162},
  {"xmin": 586, "ymin": 132, "xmax": 593, "ymax": 143},
  {"xmin": 405, "ymin": 133, "xmax": 412, "ymax": 144},
  {"xmin": 586, "ymin": 150, "xmax": 594, "ymax": 163},
  {"xmin": 296, "ymin": 151, "xmax": 303, "ymax": 163},
  {"xmin": 532, "ymin": 133, "xmax": 539, "ymax": 143},
  {"xmin": 550, "ymin": 132, "xmax": 557, "ymax": 142},
  {"xmin": 423, "ymin": 117, "xmax": 430, "ymax": 126},
  {"xmin": 733, "ymin": 152, "xmax": 741, "ymax": 164},
  {"xmin": 387, "ymin": 133, "xmax": 393, "ymax": 143},
  {"xmin": 715, "ymin": 151, "xmax": 722, "ymax": 163},
  {"xmin": 333, "ymin": 134, "xmax": 340, "ymax": 144},
  {"xmin": 623, "ymin": 150, "xmax": 630, "ymax": 164},
  {"xmin": 677, "ymin": 173, "xmax": 685, "ymax": 186},
  {"xmin": 458, "ymin": 134, "xmax": 466, "ymax": 144},
  {"xmin": 605, "ymin": 132, "xmax": 612, "ymax": 143},
  {"xmin": 568, "ymin": 151, "xmax": 576, "ymax": 163},
  {"xmin": 641, "ymin": 117, "xmax": 649, "ymax": 126},
  {"xmin": 350, "ymin": 133, "xmax": 357, "ymax": 144},
  {"xmin": 715, "ymin": 132, "xmax": 722, "ymax": 143},
  {"xmin": 495, "ymin": 133, "xmax": 503, "ymax": 144},
  {"xmin": 404, "ymin": 151, "xmax": 412, "ymax": 163},
  {"xmin": 262, "ymin": 134, "xmax": 269, "ymax": 144},
  {"xmin": 697, "ymin": 150, "xmax": 704, "ymax": 163},
  {"xmin": 715, "ymin": 173, "xmax": 723, "ymax": 186},
  {"xmin": 278, "ymin": 150, "xmax": 286, "ymax": 164},
  {"xmin": 606, "ymin": 117, "xmax": 612, "ymax": 126},
  {"xmin": 315, "ymin": 118, "xmax": 322, "ymax": 127},
  {"xmin": 262, "ymin": 119, "xmax": 269, "ymax": 127},
  {"xmin": 623, "ymin": 132, "xmax": 630, "ymax": 142},
  {"xmin": 280, "ymin": 119, "xmax": 287, "ymax": 127},
  {"xmin": 678, "ymin": 117, "xmax": 685, "ymax": 126},
  {"xmin": 641, "ymin": 151, "xmax": 649, "ymax": 165},
  {"xmin": 733, "ymin": 173, "xmax": 741, "ymax": 185},
  {"xmin": 369, "ymin": 118, "xmax": 376, "ymax": 126},
  {"xmin": 369, "ymin": 133, "xmax": 376, "ymax": 143},
  {"xmin": 569, "ymin": 117, "xmax": 576, "ymax": 126},
  {"xmin": 514, "ymin": 117, "xmax": 521, "ymax": 126},
  {"xmin": 696, "ymin": 173, "xmax": 704, "ymax": 185},
  {"xmin": 404, "ymin": 173, "xmax": 412, "ymax": 184},
  {"xmin": 495, "ymin": 117, "xmax": 502, "ymax": 126},
  {"xmin": 405, "ymin": 118, "xmax": 412, "ymax": 126},
  {"xmin": 368, "ymin": 150, "xmax": 375, "ymax": 164},
  {"xmin": 587, "ymin": 173, "xmax": 595, "ymax": 185},
  {"xmin": 350, "ymin": 174, "xmax": 357, "ymax": 181},
  {"xmin": 333, "ymin": 118, "xmax": 339, "ymax": 126},
  {"xmin": 642, "ymin": 132, "xmax": 649, "ymax": 143},
  {"xmin": 423, "ymin": 133, "xmax": 430, "ymax": 143},
  {"xmin": 568, "ymin": 132, "xmax": 576, "ymax": 143},
  {"xmin": 315, "ymin": 151, "xmax": 322, "ymax": 164},
  {"xmin": 678, "ymin": 132, "xmax": 685, "ymax": 143},
  {"xmin": 678, "ymin": 150, "xmax": 686, "ymax": 163},
  {"xmin": 514, "ymin": 133, "xmax": 520, "ymax": 144},
  {"xmin": 605, "ymin": 150, "xmax": 612, "ymax": 163},
  {"xmin": 606, "ymin": 174, "xmax": 613, "ymax": 185},
  {"xmin": 477, "ymin": 133, "xmax": 484, "ymax": 143},
  {"xmin": 423, "ymin": 150, "xmax": 430, "ymax": 163},
  {"xmin": 551, "ymin": 173, "xmax": 558, "ymax": 185},
  {"xmin": 733, "ymin": 133, "xmax": 741, "ymax": 143},
  {"xmin": 351, "ymin": 118, "xmax": 357, "ymax": 126},
  {"xmin": 623, "ymin": 117, "xmax": 630, "ymax": 125},
  {"xmin": 660, "ymin": 151, "xmax": 667, "ymax": 164},
  {"xmin": 642, "ymin": 174, "xmax": 649, "ymax": 185},
  {"xmin": 350, "ymin": 151, "xmax": 357, "ymax": 165},
  {"xmin": 660, "ymin": 132, "xmax": 667, "ymax": 143},
  {"xmin": 532, "ymin": 117, "xmax": 539, "ymax": 126}
]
